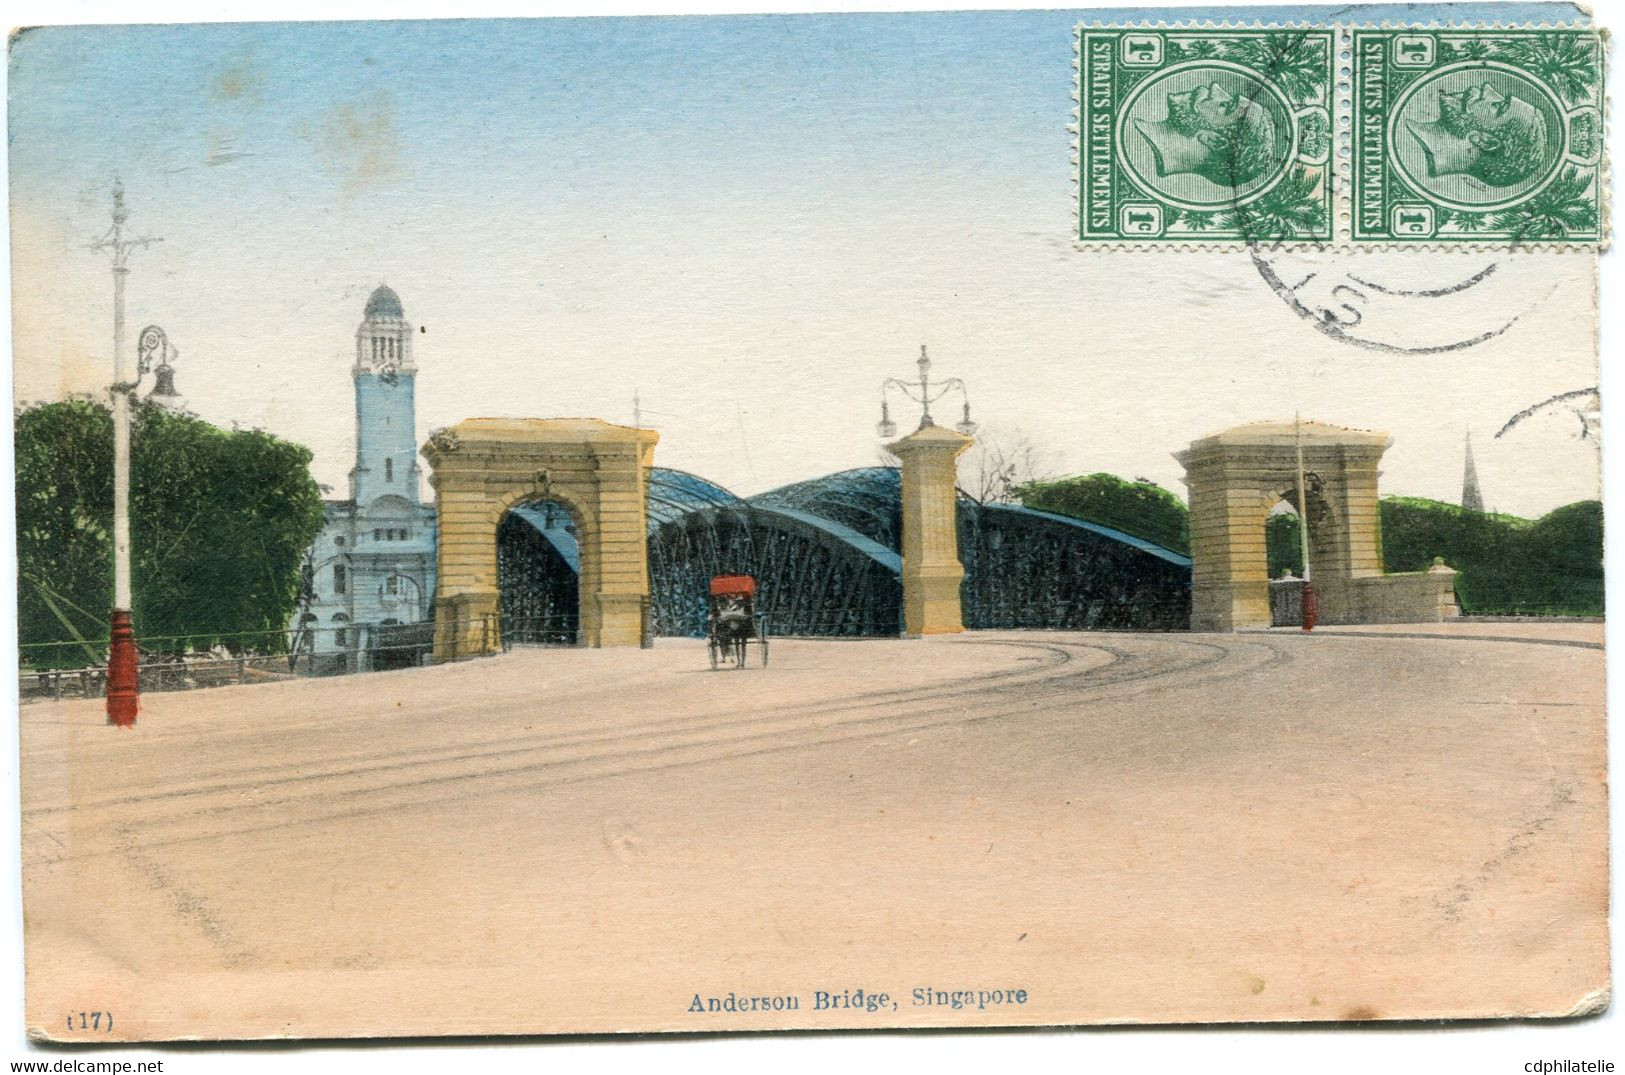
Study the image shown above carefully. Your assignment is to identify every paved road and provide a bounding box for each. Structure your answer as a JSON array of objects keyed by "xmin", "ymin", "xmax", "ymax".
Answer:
[{"xmin": 20, "ymin": 629, "xmax": 1608, "ymax": 1039}]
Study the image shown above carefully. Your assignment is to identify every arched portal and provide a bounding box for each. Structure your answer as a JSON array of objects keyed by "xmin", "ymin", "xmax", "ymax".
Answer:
[
  {"xmin": 499, "ymin": 499, "xmax": 581, "ymax": 645},
  {"xmin": 1265, "ymin": 477, "xmax": 1340, "ymax": 579},
  {"xmin": 422, "ymin": 418, "xmax": 659, "ymax": 658},
  {"xmin": 1176, "ymin": 420, "xmax": 1457, "ymax": 630}
]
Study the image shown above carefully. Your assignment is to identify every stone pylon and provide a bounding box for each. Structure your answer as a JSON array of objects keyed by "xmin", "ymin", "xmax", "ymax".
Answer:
[
  {"xmin": 1177, "ymin": 420, "xmax": 1388, "ymax": 631},
  {"xmin": 887, "ymin": 424, "xmax": 974, "ymax": 636},
  {"xmin": 422, "ymin": 417, "xmax": 658, "ymax": 659},
  {"xmin": 1176, "ymin": 419, "xmax": 1457, "ymax": 630}
]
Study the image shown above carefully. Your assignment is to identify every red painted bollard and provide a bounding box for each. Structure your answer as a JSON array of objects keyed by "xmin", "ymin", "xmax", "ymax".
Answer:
[
  {"xmin": 105, "ymin": 609, "xmax": 139, "ymax": 727},
  {"xmin": 1301, "ymin": 583, "xmax": 1318, "ymax": 633}
]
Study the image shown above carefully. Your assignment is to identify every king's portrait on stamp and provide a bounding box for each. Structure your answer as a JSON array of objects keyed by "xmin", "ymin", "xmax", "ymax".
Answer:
[
  {"xmin": 1077, "ymin": 29, "xmax": 1333, "ymax": 244},
  {"xmin": 1353, "ymin": 29, "xmax": 1604, "ymax": 243}
]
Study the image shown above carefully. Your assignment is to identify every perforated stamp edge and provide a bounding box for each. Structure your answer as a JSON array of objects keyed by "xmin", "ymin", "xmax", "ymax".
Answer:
[{"xmin": 1069, "ymin": 17, "xmax": 1607, "ymax": 252}]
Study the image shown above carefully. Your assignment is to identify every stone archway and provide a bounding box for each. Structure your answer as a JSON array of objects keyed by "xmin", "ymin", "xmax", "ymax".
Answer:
[
  {"xmin": 421, "ymin": 418, "xmax": 659, "ymax": 658},
  {"xmin": 1176, "ymin": 420, "xmax": 1457, "ymax": 630}
]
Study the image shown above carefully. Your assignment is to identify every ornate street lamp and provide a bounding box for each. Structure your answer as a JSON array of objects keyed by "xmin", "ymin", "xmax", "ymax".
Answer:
[
  {"xmin": 103, "ymin": 325, "xmax": 182, "ymax": 726},
  {"xmin": 876, "ymin": 345, "xmax": 976, "ymax": 438}
]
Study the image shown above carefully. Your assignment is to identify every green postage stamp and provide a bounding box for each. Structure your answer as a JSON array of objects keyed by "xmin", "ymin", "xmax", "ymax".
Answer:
[
  {"xmin": 1352, "ymin": 29, "xmax": 1605, "ymax": 243},
  {"xmin": 1077, "ymin": 26, "xmax": 1605, "ymax": 245},
  {"xmin": 1076, "ymin": 29, "xmax": 1335, "ymax": 244}
]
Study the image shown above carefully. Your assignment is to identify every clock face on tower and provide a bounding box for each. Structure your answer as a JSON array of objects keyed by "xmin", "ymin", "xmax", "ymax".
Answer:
[{"xmin": 377, "ymin": 361, "xmax": 399, "ymax": 386}]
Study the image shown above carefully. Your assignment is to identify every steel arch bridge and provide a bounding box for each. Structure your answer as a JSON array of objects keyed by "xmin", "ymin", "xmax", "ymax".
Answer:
[{"xmin": 497, "ymin": 466, "xmax": 1191, "ymax": 643}]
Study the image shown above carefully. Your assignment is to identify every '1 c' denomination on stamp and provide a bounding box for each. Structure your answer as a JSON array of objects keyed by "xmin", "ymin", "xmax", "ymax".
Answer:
[
  {"xmin": 1352, "ymin": 29, "xmax": 1605, "ymax": 244},
  {"xmin": 1076, "ymin": 28, "xmax": 1334, "ymax": 245}
]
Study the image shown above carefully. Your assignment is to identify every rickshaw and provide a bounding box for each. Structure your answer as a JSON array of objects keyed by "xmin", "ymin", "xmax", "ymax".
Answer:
[{"xmin": 706, "ymin": 574, "xmax": 768, "ymax": 670}]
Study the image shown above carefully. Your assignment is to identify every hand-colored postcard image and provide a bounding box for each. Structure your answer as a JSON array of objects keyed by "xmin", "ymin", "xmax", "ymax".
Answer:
[{"xmin": 6, "ymin": 3, "xmax": 1610, "ymax": 1043}]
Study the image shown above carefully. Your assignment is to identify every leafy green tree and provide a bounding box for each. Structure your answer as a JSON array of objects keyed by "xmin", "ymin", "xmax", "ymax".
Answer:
[
  {"xmin": 14, "ymin": 400, "xmax": 116, "ymax": 666},
  {"xmin": 15, "ymin": 399, "xmax": 326, "ymax": 666},
  {"xmin": 1523, "ymin": 500, "xmax": 1604, "ymax": 612},
  {"xmin": 1013, "ymin": 473, "xmax": 1190, "ymax": 554},
  {"xmin": 1379, "ymin": 495, "xmax": 1602, "ymax": 616}
]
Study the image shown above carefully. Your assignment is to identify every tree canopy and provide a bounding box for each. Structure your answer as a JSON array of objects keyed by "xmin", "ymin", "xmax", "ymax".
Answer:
[
  {"xmin": 1013, "ymin": 472, "xmax": 1190, "ymax": 554},
  {"xmin": 15, "ymin": 399, "xmax": 326, "ymax": 666},
  {"xmin": 1380, "ymin": 496, "xmax": 1602, "ymax": 616}
]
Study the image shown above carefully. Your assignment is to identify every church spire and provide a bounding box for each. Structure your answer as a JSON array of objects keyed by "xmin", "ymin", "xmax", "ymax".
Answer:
[{"xmin": 1461, "ymin": 430, "xmax": 1484, "ymax": 512}]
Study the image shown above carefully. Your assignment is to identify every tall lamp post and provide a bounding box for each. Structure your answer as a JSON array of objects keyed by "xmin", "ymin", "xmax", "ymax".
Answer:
[
  {"xmin": 89, "ymin": 178, "xmax": 164, "ymax": 727},
  {"xmin": 876, "ymin": 345, "xmax": 977, "ymax": 438},
  {"xmin": 1294, "ymin": 414, "xmax": 1317, "ymax": 633}
]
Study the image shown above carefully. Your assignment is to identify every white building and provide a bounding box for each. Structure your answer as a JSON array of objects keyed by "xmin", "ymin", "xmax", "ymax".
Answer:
[{"xmin": 293, "ymin": 286, "xmax": 437, "ymax": 671}]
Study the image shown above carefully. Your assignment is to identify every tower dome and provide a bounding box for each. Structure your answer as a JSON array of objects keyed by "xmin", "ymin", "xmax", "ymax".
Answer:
[
  {"xmin": 354, "ymin": 284, "xmax": 414, "ymax": 376},
  {"xmin": 364, "ymin": 284, "xmax": 404, "ymax": 320}
]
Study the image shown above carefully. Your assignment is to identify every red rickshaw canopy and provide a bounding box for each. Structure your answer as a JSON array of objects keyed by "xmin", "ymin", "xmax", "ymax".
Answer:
[{"xmin": 708, "ymin": 574, "xmax": 757, "ymax": 598}]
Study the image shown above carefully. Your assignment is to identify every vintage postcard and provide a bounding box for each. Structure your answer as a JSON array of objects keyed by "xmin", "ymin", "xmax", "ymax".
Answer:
[{"xmin": 5, "ymin": 0, "xmax": 1612, "ymax": 1047}]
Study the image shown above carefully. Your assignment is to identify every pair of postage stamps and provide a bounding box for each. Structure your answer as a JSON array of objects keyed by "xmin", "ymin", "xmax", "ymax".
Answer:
[{"xmin": 1076, "ymin": 27, "xmax": 1605, "ymax": 244}]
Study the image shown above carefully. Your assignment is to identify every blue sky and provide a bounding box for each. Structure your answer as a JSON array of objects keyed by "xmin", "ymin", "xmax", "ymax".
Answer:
[
  {"xmin": 7, "ymin": 4, "xmax": 1604, "ymax": 514},
  {"xmin": 10, "ymin": 15, "xmax": 1064, "ymax": 223}
]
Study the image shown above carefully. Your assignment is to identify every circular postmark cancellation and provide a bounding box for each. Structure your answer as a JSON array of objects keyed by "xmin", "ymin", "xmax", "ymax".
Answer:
[
  {"xmin": 1388, "ymin": 63, "xmax": 1567, "ymax": 212},
  {"xmin": 1249, "ymin": 250, "xmax": 1548, "ymax": 354},
  {"xmin": 1117, "ymin": 62, "xmax": 1297, "ymax": 211}
]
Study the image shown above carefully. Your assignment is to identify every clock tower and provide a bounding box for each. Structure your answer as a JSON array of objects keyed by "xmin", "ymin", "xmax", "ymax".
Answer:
[{"xmin": 351, "ymin": 284, "xmax": 421, "ymax": 505}]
